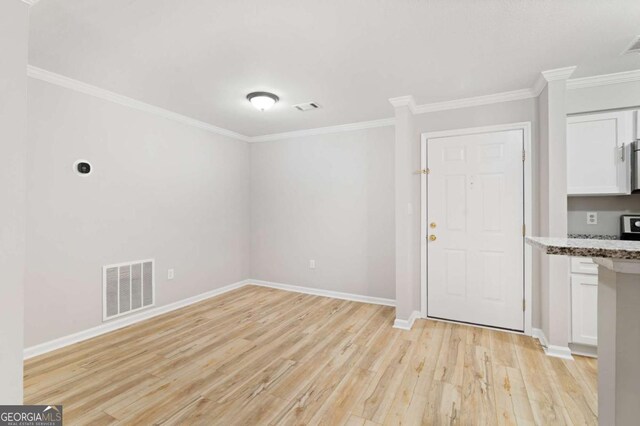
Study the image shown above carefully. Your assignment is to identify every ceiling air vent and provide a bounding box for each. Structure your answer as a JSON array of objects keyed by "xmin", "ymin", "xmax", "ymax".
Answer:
[
  {"xmin": 293, "ymin": 102, "xmax": 321, "ymax": 112},
  {"xmin": 623, "ymin": 35, "xmax": 640, "ymax": 55}
]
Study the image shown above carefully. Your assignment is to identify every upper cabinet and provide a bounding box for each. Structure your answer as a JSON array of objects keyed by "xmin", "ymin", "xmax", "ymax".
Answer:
[{"xmin": 567, "ymin": 110, "xmax": 635, "ymax": 196}]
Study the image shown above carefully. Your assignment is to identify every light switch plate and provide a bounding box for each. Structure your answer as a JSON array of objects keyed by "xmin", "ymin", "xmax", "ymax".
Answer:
[
  {"xmin": 309, "ymin": 260, "xmax": 316, "ymax": 269},
  {"xmin": 586, "ymin": 212, "xmax": 598, "ymax": 225},
  {"xmin": 168, "ymin": 269, "xmax": 175, "ymax": 280}
]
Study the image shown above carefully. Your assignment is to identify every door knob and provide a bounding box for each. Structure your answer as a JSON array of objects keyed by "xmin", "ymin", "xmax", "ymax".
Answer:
[
  {"xmin": 429, "ymin": 235, "xmax": 437, "ymax": 241},
  {"xmin": 430, "ymin": 222, "xmax": 437, "ymax": 229}
]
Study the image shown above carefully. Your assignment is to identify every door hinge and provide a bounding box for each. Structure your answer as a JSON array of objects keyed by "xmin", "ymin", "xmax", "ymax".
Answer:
[
  {"xmin": 523, "ymin": 299, "xmax": 526, "ymax": 311},
  {"xmin": 522, "ymin": 150, "xmax": 526, "ymax": 162},
  {"xmin": 522, "ymin": 224, "xmax": 526, "ymax": 237}
]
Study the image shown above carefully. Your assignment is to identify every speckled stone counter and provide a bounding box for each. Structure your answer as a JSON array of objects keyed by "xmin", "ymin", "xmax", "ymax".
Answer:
[
  {"xmin": 567, "ymin": 234, "xmax": 618, "ymax": 240},
  {"xmin": 526, "ymin": 236, "xmax": 640, "ymax": 260}
]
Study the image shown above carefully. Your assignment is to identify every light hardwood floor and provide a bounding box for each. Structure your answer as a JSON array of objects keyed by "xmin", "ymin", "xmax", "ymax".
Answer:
[{"xmin": 24, "ymin": 285, "xmax": 598, "ymax": 425}]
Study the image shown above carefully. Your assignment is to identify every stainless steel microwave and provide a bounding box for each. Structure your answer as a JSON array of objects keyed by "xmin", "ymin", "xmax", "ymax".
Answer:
[{"xmin": 633, "ymin": 141, "xmax": 640, "ymax": 194}]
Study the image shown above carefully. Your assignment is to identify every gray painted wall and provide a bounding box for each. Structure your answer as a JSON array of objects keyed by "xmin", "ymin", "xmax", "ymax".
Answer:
[
  {"xmin": 250, "ymin": 127, "xmax": 396, "ymax": 300},
  {"xmin": 0, "ymin": 0, "xmax": 29, "ymax": 404},
  {"xmin": 25, "ymin": 79, "xmax": 251, "ymax": 347},
  {"xmin": 568, "ymin": 195, "xmax": 640, "ymax": 236}
]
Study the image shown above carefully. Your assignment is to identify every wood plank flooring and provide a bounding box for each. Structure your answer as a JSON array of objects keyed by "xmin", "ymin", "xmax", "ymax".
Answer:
[{"xmin": 24, "ymin": 285, "xmax": 598, "ymax": 425}]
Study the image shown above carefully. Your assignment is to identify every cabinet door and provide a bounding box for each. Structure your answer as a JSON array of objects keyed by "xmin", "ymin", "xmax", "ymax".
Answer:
[
  {"xmin": 567, "ymin": 111, "xmax": 634, "ymax": 195},
  {"xmin": 571, "ymin": 274, "xmax": 598, "ymax": 346},
  {"xmin": 570, "ymin": 257, "xmax": 598, "ymax": 275}
]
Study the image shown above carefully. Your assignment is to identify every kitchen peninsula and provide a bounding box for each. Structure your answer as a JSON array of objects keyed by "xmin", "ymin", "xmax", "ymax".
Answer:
[{"xmin": 527, "ymin": 236, "xmax": 640, "ymax": 425}]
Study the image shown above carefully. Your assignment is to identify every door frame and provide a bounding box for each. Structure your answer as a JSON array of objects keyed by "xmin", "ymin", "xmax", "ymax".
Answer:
[{"xmin": 420, "ymin": 122, "xmax": 533, "ymax": 335}]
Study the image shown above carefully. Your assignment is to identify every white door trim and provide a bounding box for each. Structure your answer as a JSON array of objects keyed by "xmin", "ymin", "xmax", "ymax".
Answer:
[{"xmin": 420, "ymin": 122, "xmax": 533, "ymax": 336}]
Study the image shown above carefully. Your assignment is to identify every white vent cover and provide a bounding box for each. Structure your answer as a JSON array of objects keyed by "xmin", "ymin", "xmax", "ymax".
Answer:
[
  {"xmin": 103, "ymin": 259, "xmax": 154, "ymax": 321},
  {"xmin": 623, "ymin": 35, "xmax": 640, "ymax": 55},
  {"xmin": 293, "ymin": 102, "xmax": 321, "ymax": 111}
]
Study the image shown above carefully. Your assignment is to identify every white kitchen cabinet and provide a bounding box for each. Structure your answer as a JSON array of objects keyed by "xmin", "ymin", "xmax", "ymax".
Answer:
[
  {"xmin": 570, "ymin": 257, "xmax": 598, "ymax": 346},
  {"xmin": 567, "ymin": 110, "xmax": 634, "ymax": 196}
]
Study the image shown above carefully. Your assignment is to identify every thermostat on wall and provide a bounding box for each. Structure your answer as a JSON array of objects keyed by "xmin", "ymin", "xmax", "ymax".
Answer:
[{"xmin": 73, "ymin": 159, "xmax": 92, "ymax": 176}]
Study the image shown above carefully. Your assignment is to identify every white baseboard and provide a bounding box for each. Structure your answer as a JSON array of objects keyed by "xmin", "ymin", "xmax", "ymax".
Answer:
[
  {"xmin": 568, "ymin": 343, "xmax": 598, "ymax": 359},
  {"xmin": 393, "ymin": 310, "xmax": 421, "ymax": 330},
  {"xmin": 25, "ymin": 278, "xmax": 396, "ymax": 359},
  {"xmin": 532, "ymin": 327, "xmax": 548, "ymax": 346},
  {"xmin": 247, "ymin": 279, "xmax": 396, "ymax": 307},
  {"xmin": 23, "ymin": 279, "xmax": 250, "ymax": 360},
  {"xmin": 532, "ymin": 328, "xmax": 574, "ymax": 360}
]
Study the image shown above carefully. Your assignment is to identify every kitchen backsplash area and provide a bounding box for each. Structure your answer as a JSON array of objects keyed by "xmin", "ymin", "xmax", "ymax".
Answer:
[{"xmin": 568, "ymin": 195, "xmax": 640, "ymax": 237}]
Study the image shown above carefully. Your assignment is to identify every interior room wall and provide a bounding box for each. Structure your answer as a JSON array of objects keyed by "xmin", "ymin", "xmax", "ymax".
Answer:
[
  {"xmin": 0, "ymin": 0, "xmax": 29, "ymax": 404},
  {"xmin": 567, "ymin": 80, "xmax": 640, "ymax": 114},
  {"xmin": 24, "ymin": 79, "xmax": 251, "ymax": 347},
  {"xmin": 249, "ymin": 127, "xmax": 395, "ymax": 301},
  {"xmin": 413, "ymin": 98, "xmax": 541, "ymax": 328},
  {"xmin": 568, "ymin": 195, "xmax": 640, "ymax": 236}
]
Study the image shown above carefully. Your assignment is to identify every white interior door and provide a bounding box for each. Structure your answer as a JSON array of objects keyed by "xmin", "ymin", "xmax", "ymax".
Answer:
[{"xmin": 427, "ymin": 129, "xmax": 524, "ymax": 331}]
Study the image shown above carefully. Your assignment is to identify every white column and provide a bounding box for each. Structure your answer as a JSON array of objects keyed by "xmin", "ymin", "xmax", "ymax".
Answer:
[
  {"xmin": 537, "ymin": 67, "xmax": 575, "ymax": 356},
  {"xmin": 0, "ymin": 0, "xmax": 29, "ymax": 404},
  {"xmin": 594, "ymin": 259, "xmax": 640, "ymax": 426},
  {"xmin": 389, "ymin": 96, "xmax": 419, "ymax": 326}
]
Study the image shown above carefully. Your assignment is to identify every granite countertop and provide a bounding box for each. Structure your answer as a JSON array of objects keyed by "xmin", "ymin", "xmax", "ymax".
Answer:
[
  {"xmin": 567, "ymin": 234, "xmax": 618, "ymax": 240},
  {"xmin": 526, "ymin": 236, "xmax": 640, "ymax": 260}
]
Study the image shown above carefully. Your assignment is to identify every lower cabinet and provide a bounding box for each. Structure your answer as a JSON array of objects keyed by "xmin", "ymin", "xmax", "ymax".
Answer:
[{"xmin": 570, "ymin": 257, "xmax": 598, "ymax": 347}]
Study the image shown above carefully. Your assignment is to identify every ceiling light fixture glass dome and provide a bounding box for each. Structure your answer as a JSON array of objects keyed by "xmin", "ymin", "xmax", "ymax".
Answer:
[{"xmin": 247, "ymin": 92, "xmax": 279, "ymax": 111}]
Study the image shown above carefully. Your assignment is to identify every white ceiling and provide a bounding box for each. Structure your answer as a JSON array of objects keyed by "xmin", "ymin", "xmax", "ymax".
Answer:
[{"xmin": 29, "ymin": 0, "xmax": 640, "ymax": 137}]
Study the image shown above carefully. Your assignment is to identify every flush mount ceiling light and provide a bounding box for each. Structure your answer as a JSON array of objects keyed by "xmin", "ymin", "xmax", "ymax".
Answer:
[{"xmin": 247, "ymin": 92, "xmax": 279, "ymax": 111}]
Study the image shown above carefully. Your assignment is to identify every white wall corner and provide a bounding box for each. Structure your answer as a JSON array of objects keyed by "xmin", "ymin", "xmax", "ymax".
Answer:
[
  {"xmin": 389, "ymin": 95, "xmax": 417, "ymax": 114},
  {"xmin": 541, "ymin": 66, "xmax": 577, "ymax": 82},
  {"xmin": 21, "ymin": 0, "xmax": 40, "ymax": 5},
  {"xmin": 393, "ymin": 310, "xmax": 420, "ymax": 330},
  {"xmin": 532, "ymin": 328, "xmax": 574, "ymax": 360}
]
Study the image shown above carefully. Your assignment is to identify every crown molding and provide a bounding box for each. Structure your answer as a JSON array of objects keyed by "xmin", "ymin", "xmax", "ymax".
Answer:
[
  {"xmin": 414, "ymin": 87, "xmax": 536, "ymax": 114},
  {"xmin": 567, "ymin": 69, "xmax": 640, "ymax": 90},
  {"xmin": 541, "ymin": 66, "xmax": 577, "ymax": 82},
  {"xmin": 27, "ymin": 65, "xmax": 250, "ymax": 142},
  {"xmin": 389, "ymin": 95, "xmax": 417, "ymax": 113},
  {"xmin": 28, "ymin": 65, "xmax": 639, "ymax": 143},
  {"xmin": 531, "ymin": 74, "xmax": 548, "ymax": 96},
  {"xmin": 249, "ymin": 117, "xmax": 395, "ymax": 142}
]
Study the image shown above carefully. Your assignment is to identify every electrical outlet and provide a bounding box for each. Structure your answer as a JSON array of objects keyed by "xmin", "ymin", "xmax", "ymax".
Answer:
[
  {"xmin": 309, "ymin": 259, "xmax": 316, "ymax": 269},
  {"xmin": 586, "ymin": 212, "xmax": 598, "ymax": 225},
  {"xmin": 168, "ymin": 269, "xmax": 175, "ymax": 280}
]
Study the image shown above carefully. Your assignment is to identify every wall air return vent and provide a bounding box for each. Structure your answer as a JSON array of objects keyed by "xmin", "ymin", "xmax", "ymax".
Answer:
[
  {"xmin": 103, "ymin": 259, "xmax": 154, "ymax": 321},
  {"xmin": 293, "ymin": 102, "xmax": 321, "ymax": 112},
  {"xmin": 623, "ymin": 35, "xmax": 640, "ymax": 55}
]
